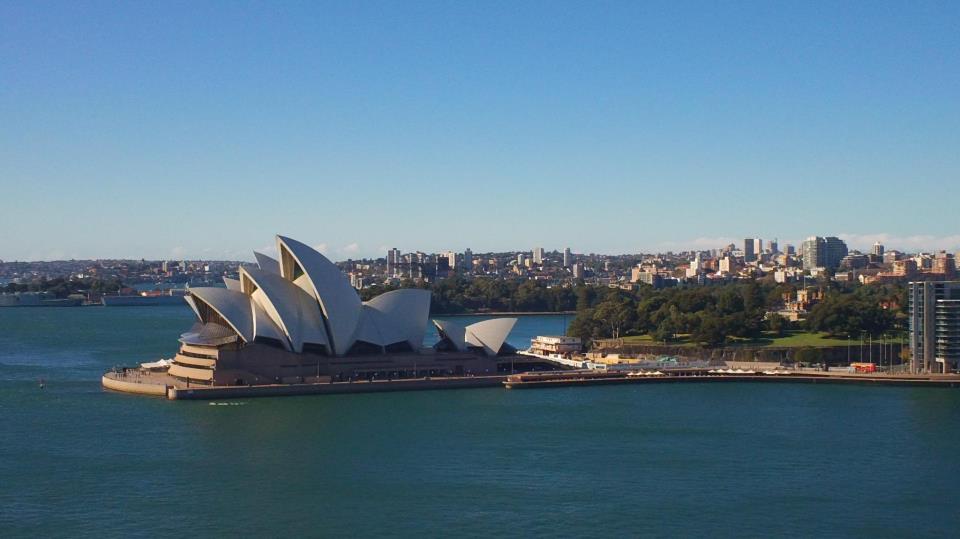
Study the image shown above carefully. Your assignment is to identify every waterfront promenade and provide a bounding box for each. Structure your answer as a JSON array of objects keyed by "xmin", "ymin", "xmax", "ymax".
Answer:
[
  {"xmin": 504, "ymin": 369, "xmax": 960, "ymax": 389},
  {"xmin": 104, "ymin": 364, "xmax": 960, "ymax": 401}
]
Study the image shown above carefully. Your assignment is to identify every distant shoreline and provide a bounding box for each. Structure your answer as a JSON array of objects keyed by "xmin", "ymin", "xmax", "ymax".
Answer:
[
  {"xmin": 438, "ymin": 311, "xmax": 576, "ymax": 317},
  {"xmin": 0, "ymin": 304, "xmax": 578, "ymax": 316}
]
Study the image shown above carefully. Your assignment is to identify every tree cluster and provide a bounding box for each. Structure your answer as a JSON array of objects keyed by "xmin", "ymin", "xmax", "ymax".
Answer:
[
  {"xmin": 567, "ymin": 281, "xmax": 904, "ymax": 347},
  {"xmin": 359, "ymin": 277, "xmax": 578, "ymax": 315},
  {"xmin": 805, "ymin": 284, "xmax": 900, "ymax": 337},
  {"xmin": 2, "ymin": 277, "xmax": 123, "ymax": 298}
]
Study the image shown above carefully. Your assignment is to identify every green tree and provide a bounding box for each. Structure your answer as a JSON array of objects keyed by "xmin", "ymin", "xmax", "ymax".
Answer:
[
  {"xmin": 692, "ymin": 314, "xmax": 726, "ymax": 347},
  {"xmin": 592, "ymin": 291, "xmax": 635, "ymax": 339},
  {"xmin": 567, "ymin": 308, "xmax": 602, "ymax": 343},
  {"xmin": 767, "ymin": 313, "xmax": 787, "ymax": 337}
]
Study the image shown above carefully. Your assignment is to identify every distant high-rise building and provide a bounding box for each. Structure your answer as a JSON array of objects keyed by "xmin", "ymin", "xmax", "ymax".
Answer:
[
  {"xmin": 533, "ymin": 247, "xmax": 544, "ymax": 265},
  {"xmin": 404, "ymin": 252, "xmax": 428, "ymax": 279},
  {"xmin": 517, "ymin": 253, "xmax": 525, "ymax": 267},
  {"xmin": 768, "ymin": 239, "xmax": 779, "ymax": 254},
  {"xmin": 386, "ymin": 248, "xmax": 401, "ymax": 277},
  {"xmin": 933, "ymin": 252, "xmax": 957, "ymax": 278},
  {"xmin": 785, "ymin": 244, "xmax": 795, "ymax": 255},
  {"xmin": 743, "ymin": 238, "xmax": 757, "ymax": 262},
  {"xmin": 909, "ymin": 281, "xmax": 960, "ymax": 373},
  {"xmin": 873, "ymin": 242, "xmax": 885, "ymax": 257},
  {"xmin": 572, "ymin": 262, "xmax": 584, "ymax": 279},
  {"xmin": 688, "ymin": 252, "xmax": 703, "ymax": 276},
  {"xmin": 893, "ymin": 259, "xmax": 917, "ymax": 277},
  {"xmin": 463, "ymin": 248, "xmax": 473, "ymax": 271},
  {"xmin": 349, "ymin": 272, "xmax": 365, "ymax": 290},
  {"xmin": 802, "ymin": 237, "xmax": 820, "ymax": 270},
  {"xmin": 840, "ymin": 254, "xmax": 869, "ymax": 270},
  {"xmin": 802, "ymin": 236, "xmax": 848, "ymax": 270},
  {"xmin": 563, "ymin": 247, "xmax": 572, "ymax": 268},
  {"xmin": 444, "ymin": 251, "xmax": 457, "ymax": 270},
  {"xmin": 631, "ymin": 270, "xmax": 665, "ymax": 288},
  {"xmin": 719, "ymin": 256, "xmax": 738, "ymax": 275},
  {"xmin": 823, "ymin": 237, "xmax": 848, "ymax": 270}
]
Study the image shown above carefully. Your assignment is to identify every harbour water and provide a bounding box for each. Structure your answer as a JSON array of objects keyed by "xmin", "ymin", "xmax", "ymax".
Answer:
[{"xmin": 2, "ymin": 306, "xmax": 960, "ymax": 536}]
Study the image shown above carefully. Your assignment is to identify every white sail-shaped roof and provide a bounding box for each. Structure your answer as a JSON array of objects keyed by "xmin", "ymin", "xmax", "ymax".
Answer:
[
  {"xmin": 466, "ymin": 318, "xmax": 517, "ymax": 357},
  {"xmin": 184, "ymin": 294, "xmax": 201, "ymax": 320},
  {"xmin": 223, "ymin": 277, "xmax": 241, "ymax": 291},
  {"xmin": 254, "ymin": 251, "xmax": 281, "ymax": 275},
  {"xmin": 432, "ymin": 317, "xmax": 517, "ymax": 356},
  {"xmin": 433, "ymin": 319, "xmax": 468, "ymax": 351},
  {"xmin": 352, "ymin": 306, "xmax": 386, "ymax": 350},
  {"xmin": 277, "ymin": 235, "xmax": 361, "ymax": 355},
  {"xmin": 240, "ymin": 266, "xmax": 329, "ymax": 354},
  {"xmin": 188, "ymin": 287, "xmax": 254, "ymax": 343},
  {"xmin": 363, "ymin": 289, "xmax": 431, "ymax": 350},
  {"xmin": 249, "ymin": 295, "xmax": 288, "ymax": 349},
  {"xmin": 177, "ymin": 235, "xmax": 453, "ymax": 357}
]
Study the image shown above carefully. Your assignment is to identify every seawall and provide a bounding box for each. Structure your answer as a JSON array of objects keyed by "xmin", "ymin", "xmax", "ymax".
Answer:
[
  {"xmin": 593, "ymin": 342, "xmax": 903, "ymax": 366},
  {"xmin": 101, "ymin": 374, "xmax": 168, "ymax": 396},
  {"xmin": 167, "ymin": 376, "xmax": 505, "ymax": 399}
]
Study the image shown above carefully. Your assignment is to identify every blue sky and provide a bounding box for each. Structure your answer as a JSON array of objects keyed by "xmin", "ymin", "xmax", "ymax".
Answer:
[{"xmin": 1, "ymin": 1, "xmax": 958, "ymax": 261}]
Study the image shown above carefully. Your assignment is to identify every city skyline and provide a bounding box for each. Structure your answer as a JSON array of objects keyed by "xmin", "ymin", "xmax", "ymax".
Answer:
[
  {"xmin": 3, "ymin": 231, "xmax": 960, "ymax": 263},
  {"xmin": 2, "ymin": 2, "xmax": 958, "ymax": 261},
  {"xmin": 0, "ymin": 234, "xmax": 960, "ymax": 265}
]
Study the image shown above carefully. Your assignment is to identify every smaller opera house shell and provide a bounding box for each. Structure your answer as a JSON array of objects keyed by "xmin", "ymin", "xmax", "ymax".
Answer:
[{"xmin": 170, "ymin": 236, "xmax": 517, "ymax": 385}]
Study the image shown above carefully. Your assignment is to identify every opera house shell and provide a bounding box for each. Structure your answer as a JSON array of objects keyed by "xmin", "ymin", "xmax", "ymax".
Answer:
[{"xmin": 168, "ymin": 236, "xmax": 517, "ymax": 386}]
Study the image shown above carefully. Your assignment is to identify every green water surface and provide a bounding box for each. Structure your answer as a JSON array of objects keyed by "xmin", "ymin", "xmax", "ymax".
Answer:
[{"xmin": 1, "ymin": 307, "xmax": 959, "ymax": 537}]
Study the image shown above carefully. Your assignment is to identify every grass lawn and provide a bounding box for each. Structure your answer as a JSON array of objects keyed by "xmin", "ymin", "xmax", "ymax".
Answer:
[
  {"xmin": 619, "ymin": 331, "xmax": 905, "ymax": 349},
  {"xmin": 731, "ymin": 332, "xmax": 854, "ymax": 348}
]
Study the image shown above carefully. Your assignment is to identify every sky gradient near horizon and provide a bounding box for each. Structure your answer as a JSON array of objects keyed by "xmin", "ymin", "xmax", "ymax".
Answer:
[{"xmin": 2, "ymin": 1, "xmax": 958, "ymax": 261}]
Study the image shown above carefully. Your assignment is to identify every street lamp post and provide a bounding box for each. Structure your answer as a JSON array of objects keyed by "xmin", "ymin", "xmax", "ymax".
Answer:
[{"xmin": 881, "ymin": 333, "xmax": 885, "ymax": 371}]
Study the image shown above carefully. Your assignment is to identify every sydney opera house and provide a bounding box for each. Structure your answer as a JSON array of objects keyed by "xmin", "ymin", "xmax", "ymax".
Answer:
[{"xmin": 167, "ymin": 235, "xmax": 519, "ymax": 386}]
